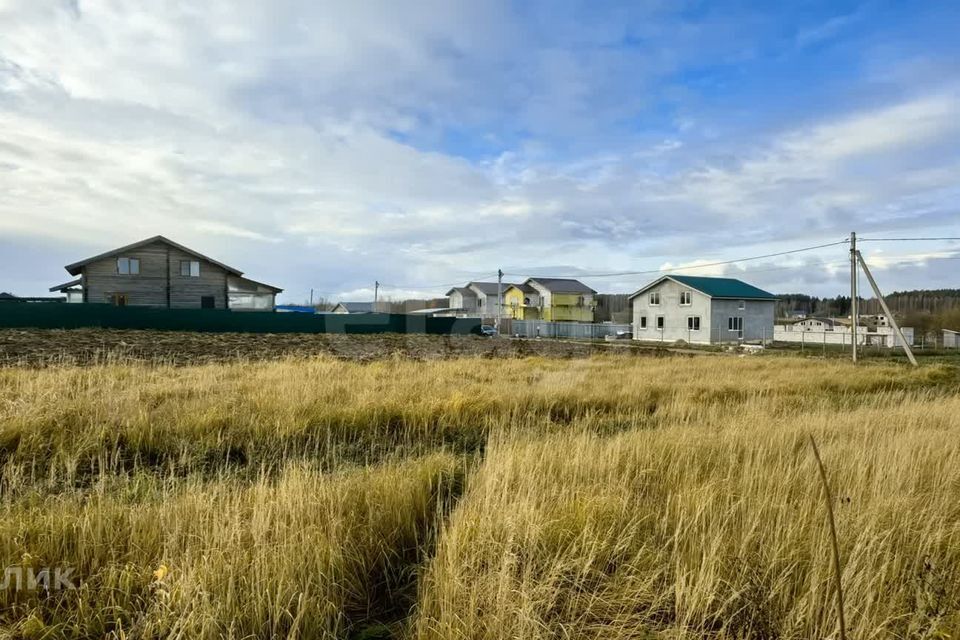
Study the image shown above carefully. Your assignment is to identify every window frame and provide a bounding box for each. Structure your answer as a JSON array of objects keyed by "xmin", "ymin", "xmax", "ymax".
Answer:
[
  {"xmin": 738, "ymin": 299, "xmax": 746, "ymax": 310},
  {"xmin": 639, "ymin": 316, "xmax": 647, "ymax": 330},
  {"xmin": 728, "ymin": 316, "xmax": 744, "ymax": 336},
  {"xmin": 649, "ymin": 291, "xmax": 660, "ymax": 306},
  {"xmin": 687, "ymin": 315, "xmax": 701, "ymax": 331},
  {"xmin": 679, "ymin": 290, "xmax": 692, "ymax": 306},
  {"xmin": 656, "ymin": 315, "xmax": 665, "ymax": 330},
  {"xmin": 116, "ymin": 257, "xmax": 140, "ymax": 275},
  {"xmin": 180, "ymin": 260, "xmax": 200, "ymax": 277}
]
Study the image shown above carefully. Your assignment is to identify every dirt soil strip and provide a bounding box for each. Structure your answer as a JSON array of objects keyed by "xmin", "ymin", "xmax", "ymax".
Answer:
[{"xmin": 0, "ymin": 328, "xmax": 668, "ymax": 366}]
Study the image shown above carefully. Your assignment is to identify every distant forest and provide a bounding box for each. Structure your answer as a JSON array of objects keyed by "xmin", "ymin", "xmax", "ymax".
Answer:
[{"xmin": 777, "ymin": 289, "xmax": 960, "ymax": 332}]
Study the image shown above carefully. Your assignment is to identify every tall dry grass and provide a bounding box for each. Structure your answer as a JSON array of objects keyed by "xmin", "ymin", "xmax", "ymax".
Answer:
[{"xmin": 0, "ymin": 353, "xmax": 958, "ymax": 638}]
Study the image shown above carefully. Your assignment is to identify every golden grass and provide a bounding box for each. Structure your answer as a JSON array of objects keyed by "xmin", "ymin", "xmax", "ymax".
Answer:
[{"xmin": 1, "ymin": 353, "xmax": 958, "ymax": 638}]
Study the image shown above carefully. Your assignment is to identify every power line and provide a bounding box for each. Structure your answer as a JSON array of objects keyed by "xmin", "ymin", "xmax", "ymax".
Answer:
[
  {"xmin": 378, "ymin": 274, "xmax": 499, "ymax": 291},
  {"xmin": 858, "ymin": 237, "xmax": 960, "ymax": 242},
  {"xmin": 502, "ymin": 239, "xmax": 850, "ymax": 279}
]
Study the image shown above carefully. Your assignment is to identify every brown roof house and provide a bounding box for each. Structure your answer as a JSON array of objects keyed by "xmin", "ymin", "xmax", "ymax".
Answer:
[{"xmin": 50, "ymin": 235, "xmax": 282, "ymax": 311}]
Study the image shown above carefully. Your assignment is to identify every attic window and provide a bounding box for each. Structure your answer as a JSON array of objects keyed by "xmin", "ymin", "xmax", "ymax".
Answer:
[
  {"xmin": 679, "ymin": 291, "xmax": 692, "ymax": 306},
  {"xmin": 649, "ymin": 292, "xmax": 660, "ymax": 306},
  {"xmin": 117, "ymin": 257, "xmax": 140, "ymax": 275},
  {"xmin": 180, "ymin": 260, "xmax": 200, "ymax": 277}
]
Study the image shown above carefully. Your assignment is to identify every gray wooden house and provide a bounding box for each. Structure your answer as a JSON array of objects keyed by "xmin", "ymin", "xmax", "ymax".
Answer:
[{"xmin": 50, "ymin": 236, "xmax": 282, "ymax": 310}]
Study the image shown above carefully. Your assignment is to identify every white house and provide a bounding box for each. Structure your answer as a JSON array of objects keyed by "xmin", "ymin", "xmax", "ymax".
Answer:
[
  {"xmin": 944, "ymin": 329, "xmax": 959, "ymax": 349},
  {"xmin": 629, "ymin": 275, "xmax": 777, "ymax": 345},
  {"xmin": 791, "ymin": 317, "xmax": 840, "ymax": 331},
  {"xmin": 445, "ymin": 286, "xmax": 479, "ymax": 316},
  {"xmin": 444, "ymin": 281, "xmax": 519, "ymax": 318}
]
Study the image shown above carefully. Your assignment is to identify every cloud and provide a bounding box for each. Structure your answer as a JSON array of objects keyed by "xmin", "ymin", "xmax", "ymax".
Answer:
[{"xmin": 1, "ymin": 1, "xmax": 959, "ymax": 301}]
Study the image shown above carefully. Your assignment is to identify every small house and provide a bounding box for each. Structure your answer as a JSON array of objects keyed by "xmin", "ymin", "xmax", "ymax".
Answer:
[{"xmin": 331, "ymin": 302, "xmax": 376, "ymax": 314}]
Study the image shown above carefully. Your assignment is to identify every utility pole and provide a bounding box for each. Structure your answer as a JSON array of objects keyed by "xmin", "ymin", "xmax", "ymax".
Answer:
[
  {"xmin": 496, "ymin": 268, "xmax": 503, "ymax": 331},
  {"xmin": 850, "ymin": 231, "xmax": 858, "ymax": 363},
  {"xmin": 374, "ymin": 281, "xmax": 379, "ymax": 312},
  {"xmin": 310, "ymin": 288, "xmax": 314, "ymax": 306}
]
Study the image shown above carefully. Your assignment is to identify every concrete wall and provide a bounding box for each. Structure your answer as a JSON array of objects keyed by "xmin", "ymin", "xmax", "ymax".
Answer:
[
  {"xmin": 632, "ymin": 279, "xmax": 712, "ymax": 343},
  {"xmin": 467, "ymin": 286, "xmax": 502, "ymax": 316},
  {"xmin": 448, "ymin": 290, "xmax": 478, "ymax": 314},
  {"xmin": 774, "ymin": 325, "xmax": 915, "ymax": 347},
  {"xmin": 710, "ymin": 299, "xmax": 775, "ymax": 343}
]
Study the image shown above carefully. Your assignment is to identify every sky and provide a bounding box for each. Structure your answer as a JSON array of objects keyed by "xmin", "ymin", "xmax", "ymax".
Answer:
[{"xmin": 1, "ymin": 0, "xmax": 959, "ymax": 303}]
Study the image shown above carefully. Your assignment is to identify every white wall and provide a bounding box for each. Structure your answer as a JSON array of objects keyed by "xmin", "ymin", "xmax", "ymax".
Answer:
[
  {"xmin": 632, "ymin": 279, "xmax": 712, "ymax": 344},
  {"xmin": 774, "ymin": 325, "xmax": 914, "ymax": 347},
  {"xmin": 448, "ymin": 290, "xmax": 477, "ymax": 313}
]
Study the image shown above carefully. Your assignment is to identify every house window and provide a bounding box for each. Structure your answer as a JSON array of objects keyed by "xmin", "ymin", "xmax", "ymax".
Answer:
[
  {"xmin": 180, "ymin": 260, "xmax": 200, "ymax": 277},
  {"xmin": 117, "ymin": 257, "xmax": 140, "ymax": 275},
  {"xmin": 649, "ymin": 291, "xmax": 660, "ymax": 306},
  {"xmin": 111, "ymin": 293, "xmax": 128, "ymax": 306},
  {"xmin": 679, "ymin": 291, "xmax": 692, "ymax": 306},
  {"xmin": 477, "ymin": 299, "xmax": 482, "ymax": 309},
  {"xmin": 656, "ymin": 315, "xmax": 664, "ymax": 330},
  {"xmin": 201, "ymin": 296, "xmax": 215, "ymax": 309},
  {"xmin": 738, "ymin": 300, "xmax": 746, "ymax": 310},
  {"xmin": 728, "ymin": 316, "xmax": 743, "ymax": 336},
  {"xmin": 687, "ymin": 316, "xmax": 701, "ymax": 331},
  {"xmin": 639, "ymin": 316, "xmax": 647, "ymax": 329}
]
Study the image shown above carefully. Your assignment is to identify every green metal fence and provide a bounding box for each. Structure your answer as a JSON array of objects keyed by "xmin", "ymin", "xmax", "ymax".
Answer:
[{"xmin": 0, "ymin": 303, "xmax": 482, "ymax": 335}]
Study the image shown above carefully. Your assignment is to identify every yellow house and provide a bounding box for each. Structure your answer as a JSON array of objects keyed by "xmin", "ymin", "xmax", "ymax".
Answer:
[
  {"xmin": 503, "ymin": 283, "xmax": 541, "ymax": 320},
  {"xmin": 524, "ymin": 278, "xmax": 597, "ymax": 322}
]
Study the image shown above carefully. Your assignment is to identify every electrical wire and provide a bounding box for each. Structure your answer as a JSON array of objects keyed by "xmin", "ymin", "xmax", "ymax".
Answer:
[
  {"xmin": 858, "ymin": 237, "xmax": 960, "ymax": 242},
  {"xmin": 378, "ymin": 274, "xmax": 500, "ymax": 291},
  {"xmin": 502, "ymin": 239, "xmax": 850, "ymax": 279}
]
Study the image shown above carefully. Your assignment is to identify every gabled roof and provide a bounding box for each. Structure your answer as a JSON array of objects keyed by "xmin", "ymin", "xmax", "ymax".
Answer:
[
  {"xmin": 0, "ymin": 292, "xmax": 18, "ymax": 299},
  {"xmin": 64, "ymin": 235, "xmax": 244, "ymax": 276},
  {"xmin": 467, "ymin": 281, "xmax": 519, "ymax": 296},
  {"xmin": 445, "ymin": 286, "xmax": 478, "ymax": 297},
  {"xmin": 505, "ymin": 283, "xmax": 538, "ymax": 294},
  {"xmin": 629, "ymin": 275, "xmax": 777, "ymax": 300},
  {"xmin": 49, "ymin": 278, "xmax": 82, "ymax": 292},
  {"xmin": 334, "ymin": 301, "xmax": 375, "ymax": 313},
  {"xmin": 525, "ymin": 278, "xmax": 596, "ymax": 294}
]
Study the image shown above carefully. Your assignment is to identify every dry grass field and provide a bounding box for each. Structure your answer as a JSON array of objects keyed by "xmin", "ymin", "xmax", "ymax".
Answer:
[{"xmin": 1, "ymin": 350, "xmax": 958, "ymax": 639}]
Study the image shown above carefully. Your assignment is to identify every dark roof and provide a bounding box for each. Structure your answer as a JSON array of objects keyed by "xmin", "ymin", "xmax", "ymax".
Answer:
[
  {"xmin": 49, "ymin": 278, "xmax": 82, "ymax": 292},
  {"xmin": 526, "ymin": 278, "xmax": 597, "ymax": 294},
  {"xmin": 445, "ymin": 286, "xmax": 478, "ymax": 297},
  {"xmin": 334, "ymin": 301, "xmax": 375, "ymax": 313},
  {"xmin": 64, "ymin": 235, "xmax": 243, "ymax": 276},
  {"xmin": 467, "ymin": 282, "xmax": 519, "ymax": 295},
  {"xmin": 506, "ymin": 283, "xmax": 538, "ymax": 294},
  {"xmin": 630, "ymin": 275, "xmax": 776, "ymax": 300},
  {"xmin": 0, "ymin": 292, "xmax": 18, "ymax": 299}
]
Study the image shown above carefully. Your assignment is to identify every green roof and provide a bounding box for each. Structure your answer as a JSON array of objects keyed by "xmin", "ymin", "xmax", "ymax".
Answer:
[{"xmin": 666, "ymin": 275, "xmax": 777, "ymax": 300}]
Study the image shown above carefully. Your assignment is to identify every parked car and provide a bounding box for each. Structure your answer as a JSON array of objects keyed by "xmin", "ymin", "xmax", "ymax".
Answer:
[{"xmin": 479, "ymin": 325, "xmax": 497, "ymax": 337}]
